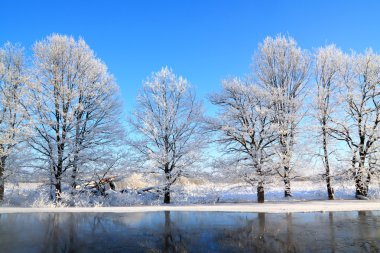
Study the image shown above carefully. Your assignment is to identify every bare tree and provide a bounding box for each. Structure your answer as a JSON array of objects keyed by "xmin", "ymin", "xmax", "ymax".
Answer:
[
  {"xmin": 68, "ymin": 56, "xmax": 123, "ymax": 192},
  {"xmin": 129, "ymin": 67, "xmax": 205, "ymax": 204},
  {"xmin": 313, "ymin": 45, "xmax": 345, "ymax": 200},
  {"xmin": 331, "ymin": 49, "xmax": 380, "ymax": 198},
  {"xmin": 28, "ymin": 34, "xmax": 122, "ymax": 202},
  {"xmin": 0, "ymin": 43, "xmax": 28, "ymax": 202},
  {"xmin": 209, "ymin": 78, "xmax": 277, "ymax": 203},
  {"xmin": 253, "ymin": 35, "xmax": 310, "ymax": 197}
]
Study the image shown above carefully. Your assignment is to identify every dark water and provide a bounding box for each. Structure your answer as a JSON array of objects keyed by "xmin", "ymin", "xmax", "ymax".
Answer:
[{"xmin": 0, "ymin": 211, "xmax": 379, "ymax": 253}]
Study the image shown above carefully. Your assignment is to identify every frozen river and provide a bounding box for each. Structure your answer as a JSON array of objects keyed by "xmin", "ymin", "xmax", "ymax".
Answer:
[{"xmin": 0, "ymin": 211, "xmax": 379, "ymax": 252}]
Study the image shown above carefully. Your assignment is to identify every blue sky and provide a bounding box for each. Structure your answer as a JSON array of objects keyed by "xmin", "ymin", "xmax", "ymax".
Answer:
[{"xmin": 2, "ymin": 0, "xmax": 380, "ymax": 114}]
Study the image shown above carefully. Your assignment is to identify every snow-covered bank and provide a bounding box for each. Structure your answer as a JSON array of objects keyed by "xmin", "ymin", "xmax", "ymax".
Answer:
[
  {"xmin": 3, "ymin": 179, "xmax": 380, "ymax": 207},
  {"xmin": 1, "ymin": 200, "xmax": 380, "ymax": 214}
]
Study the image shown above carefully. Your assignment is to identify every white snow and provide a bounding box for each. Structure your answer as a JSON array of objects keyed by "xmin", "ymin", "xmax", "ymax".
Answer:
[
  {"xmin": 1, "ymin": 200, "xmax": 380, "ymax": 213},
  {"xmin": 2, "ymin": 179, "xmax": 380, "ymax": 208}
]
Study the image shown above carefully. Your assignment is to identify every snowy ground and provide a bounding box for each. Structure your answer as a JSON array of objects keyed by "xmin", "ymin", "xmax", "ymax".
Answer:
[
  {"xmin": 1, "ymin": 177, "xmax": 380, "ymax": 208},
  {"xmin": 1, "ymin": 200, "xmax": 380, "ymax": 213}
]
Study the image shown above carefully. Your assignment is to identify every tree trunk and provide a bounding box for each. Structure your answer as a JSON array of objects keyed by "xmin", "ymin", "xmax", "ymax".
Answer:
[
  {"xmin": 283, "ymin": 167, "xmax": 292, "ymax": 197},
  {"xmin": 322, "ymin": 128, "xmax": 334, "ymax": 200},
  {"xmin": 326, "ymin": 177, "xmax": 335, "ymax": 200},
  {"xmin": 71, "ymin": 155, "xmax": 78, "ymax": 194},
  {"xmin": 72, "ymin": 92, "xmax": 84, "ymax": 193},
  {"xmin": 355, "ymin": 174, "xmax": 368, "ymax": 197},
  {"xmin": 71, "ymin": 166, "xmax": 77, "ymax": 192},
  {"xmin": 0, "ymin": 175, "xmax": 4, "ymax": 203},
  {"xmin": 0, "ymin": 156, "xmax": 7, "ymax": 202},
  {"xmin": 280, "ymin": 136, "xmax": 292, "ymax": 197},
  {"xmin": 257, "ymin": 182, "xmax": 264, "ymax": 203},
  {"xmin": 164, "ymin": 164, "xmax": 171, "ymax": 204},
  {"xmin": 365, "ymin": 170, "xmax": 371, "ymax": 195},
  {"xmin": 0, "ymin": 182, "xmax": 3, "ymax": 202},
  {"xmin": 49, "ymin": 169, "xmax": 55, "ymax": 201},
  {"xmin": 164, "ymin": 187, "xmax": 170, "ymax": 204},
  {"xmin": 355, "ymin": 157, "xmax": 368, "ymax": 198},
  {"xmin": 0, "ymin": 170, "xmax": 3, "ymax": 203},
  {"xmin": 55, "ymin": 172, "xmax": 62, "ymax": 202}
]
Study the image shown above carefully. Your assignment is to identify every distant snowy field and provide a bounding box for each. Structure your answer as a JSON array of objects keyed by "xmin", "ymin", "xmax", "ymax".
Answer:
[{"xmin": 2, "ymin": 175, "xmax": 380, "ymax": 207}]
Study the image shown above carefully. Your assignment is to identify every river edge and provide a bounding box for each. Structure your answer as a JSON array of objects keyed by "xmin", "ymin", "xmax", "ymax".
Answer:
[{"xmin": 1, "ymin": 200, "xmax": 380, "ymax": 213}]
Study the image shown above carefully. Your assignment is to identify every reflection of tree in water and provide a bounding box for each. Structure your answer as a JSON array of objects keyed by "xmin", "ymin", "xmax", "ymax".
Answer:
[
  {"xmin": 42, "ymin": 213, "xmax": 113, "ymax": 253},
  {"xmin": 218, "ymin": 211, "xmax": 379, "ymax": 253},
  {"xmin": 357, "ymin": 211, "xmax": 380, "ymax": 252},
  {"xmin": 42, "ymin": 214, "xmax": 58, "ymax": 252},
  {"xmin": 42, "ymin": 213, "xmax": 67, "ymax": 253},
  {"xmin": 216, "ymin": 212, "xmax": 298, "ymax": 253},
  {"xmin": 89, "ymin": 213, "xmax": 110, "ymax": 234},
  {"xmin": 144, "ymin": 211, "xmax": 189, "ymax": 253},
  {"xmin": 284, "ymin": 213, "xmax": 297, "ymax": 253},
  {"xmin": 2, "ymin": 211, "xmax": 380, "ymax": 252},
  {"xmin": 328, "ymin": 212, "xmax": 336, "ymax": 253}
]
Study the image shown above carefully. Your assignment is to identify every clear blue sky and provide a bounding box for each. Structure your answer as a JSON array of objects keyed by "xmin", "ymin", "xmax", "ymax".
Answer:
[{"xmin": 2, "ymin": 0, "xmax": 380, "ymax": 114}]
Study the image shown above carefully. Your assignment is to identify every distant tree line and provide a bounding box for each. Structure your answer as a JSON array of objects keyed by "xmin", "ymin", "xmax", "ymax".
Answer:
[{"xmin": 0, "ymin": 34, "xmax": 379, "ymax": 204}]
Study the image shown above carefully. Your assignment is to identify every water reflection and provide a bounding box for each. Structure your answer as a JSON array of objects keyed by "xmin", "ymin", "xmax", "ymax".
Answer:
[
  {"xmin": 329, "ymin": 212, "xmax": 336, "ymax": 253},
  {"xmin": 0, "ymin": 211, "xmax": 379, "ymax": 253}
]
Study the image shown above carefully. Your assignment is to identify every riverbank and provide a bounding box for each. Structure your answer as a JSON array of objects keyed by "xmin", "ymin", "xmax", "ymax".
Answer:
[{"xmin": 1, "ymin": 200, "xmax": 380, "ymax": 213}]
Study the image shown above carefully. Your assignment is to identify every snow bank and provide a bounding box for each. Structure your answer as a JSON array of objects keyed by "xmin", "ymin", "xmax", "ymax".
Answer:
[
  {"xmin": 2, "ymin": 179, "xmax": 380, "ymax": 208},
  {"xmin": 1, "ymin": 200, "xmax": 380, "ymax": 213}
]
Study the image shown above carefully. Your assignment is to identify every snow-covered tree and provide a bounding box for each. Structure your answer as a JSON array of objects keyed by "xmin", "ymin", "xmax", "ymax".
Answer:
[
  {"xmin": 331, "ymin": 49, "xmax": 380, "ymax": 198},
  {"xmin": 253, "ymin": 35, "xmax": 310, "ymax": 197},
  {"xmin": 209, "ymin": 78, "xmax": 277, "ymax": 203},
  {"xmin": 313, "ymin": 45, "xmax": 345, "ymax": 200},
  {"xmin": 0, "ymin": 42, "xmax": 29, "ymax": 201},
  {"xmin": 129, "ymin": 67, "xmax": 205, "ymax": 204},
  {"xmin": 28, "ymin": 34, "xmax": 122, "ymax": 201}
]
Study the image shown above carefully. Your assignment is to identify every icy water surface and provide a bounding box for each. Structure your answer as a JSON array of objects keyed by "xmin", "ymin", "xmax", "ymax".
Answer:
[{"xmin": 0, "ymin": 211, "xmax": 379, "ymax": 253}]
